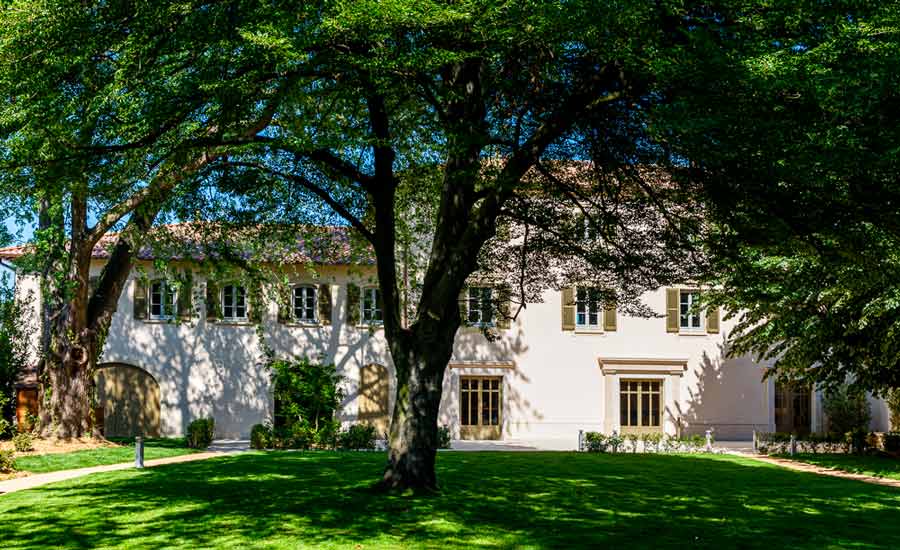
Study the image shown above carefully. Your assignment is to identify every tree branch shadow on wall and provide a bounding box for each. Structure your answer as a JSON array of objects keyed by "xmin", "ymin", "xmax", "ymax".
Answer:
[
  {"xmin": 441, "ymin": 324, "xmax": 545, "ymax": 438},
  {"xmin": 670, "ymin": 331, "xmax": 770, "ymax": 441}
]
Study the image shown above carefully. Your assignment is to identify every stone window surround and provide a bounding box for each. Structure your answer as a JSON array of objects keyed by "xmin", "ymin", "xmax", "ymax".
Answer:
[{"xmin": 598, "ymin": 358, "xmax": 687, "ymax": 436}]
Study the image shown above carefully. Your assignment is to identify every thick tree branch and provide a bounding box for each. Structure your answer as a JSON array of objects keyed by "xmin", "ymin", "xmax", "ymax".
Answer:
[{"xmin": 217, "ymin": 161, "xmax": 375, "ymax": 243}]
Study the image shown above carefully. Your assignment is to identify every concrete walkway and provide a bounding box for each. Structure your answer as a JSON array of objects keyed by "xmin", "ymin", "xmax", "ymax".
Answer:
[
  {"xmin": 0, "ymin": 441, "xmax": 249, "ymax": 496},
  {"xmin": 743, "ymin": 454, "xmax": 900, "ymax": 489}
]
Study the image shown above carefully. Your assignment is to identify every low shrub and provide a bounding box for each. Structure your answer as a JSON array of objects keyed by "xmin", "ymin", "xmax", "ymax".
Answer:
[
  {"xmin": 437, "ymin": 425, "xmax": 452, "ymax": 449},
  {"xmin": 290, "ymin": 421, "xmax": 315, "ymax": 450},
  {"xmin": 641, "ymin": 433, "xmax": 663, "ymax": 453},
  {"xmin": 846, "ymin": 428, "xmax": 869, "ymax": 455},
  {"xmin": 607, "ymin": 432, "xmax": 624, "ymax": 453},
  {"xmin": 756, "ymin": 431, "xmax": 852, "ymax": 454},
  {"xmin": 0, "ymin": 449, "xmax": 15, "ymax": 473},
  {"xmin": 626, "ymin": 433, "xmax": 639, "ymax": 453},
  {"xmin": 583, "ymin": 432, "xmax": 608, "ymax": 452},
  {"xmin": 823, "ymin": 386, "xmax": 871, "ymax": 436},
  {"xmin": 12, "ymin": 431, "xmax": 33, "ymax": 452},
  {"xmin": 313, "ymin": 419, "xmax": 340, "ymax": 449},
  {"xmin": 883, "ymin": 432, "xmax": 900, "ymax": 453},
  {"xmin": 186, "ymin": 418, "xmax": 215, "ymax": 449},
  {"xmin": 0, "ymin": 417, "xmax": 12, "ymax": 440},
  {"xmin": 338, "ymin": 424, "xmax": 377, "ymax": 451},
  {"xmin": 250, "ymin": 424, "xmax": 271, "ymax": 450}
]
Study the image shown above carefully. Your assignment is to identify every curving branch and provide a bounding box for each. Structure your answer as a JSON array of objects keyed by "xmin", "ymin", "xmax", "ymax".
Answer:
[{"xmin": 216, "ymin": 160, "xmax": 375, "ymax": 244}]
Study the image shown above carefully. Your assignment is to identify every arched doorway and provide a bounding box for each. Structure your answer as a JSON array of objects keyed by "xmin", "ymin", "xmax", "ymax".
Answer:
[
  {"xmin": 95, "ymin": 363, "xmax": 161, "ymax": 438},
  {"xmin": 358, "ymin": 364, "xmax": 390, "ymax": 435}
]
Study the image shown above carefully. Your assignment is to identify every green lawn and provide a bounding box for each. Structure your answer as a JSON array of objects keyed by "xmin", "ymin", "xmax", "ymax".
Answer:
[
  {"xmin": 780, "ymin": 453, "xmax": 900, "ymax": 481},
  {"xmin": 12, "ymin": 438, "xmax": 198, "ymax": 474},
  {"xmin": 1, "ymin": 452, "xmax": 899, "ymax": 549}
]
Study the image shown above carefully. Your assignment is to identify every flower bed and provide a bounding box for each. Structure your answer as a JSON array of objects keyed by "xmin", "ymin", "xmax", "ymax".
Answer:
[{"xmin": 579, "ymin": 431, "xmax": 715, "ymax": 453}]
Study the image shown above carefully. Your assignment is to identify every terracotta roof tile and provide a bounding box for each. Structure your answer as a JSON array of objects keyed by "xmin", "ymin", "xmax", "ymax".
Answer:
[{"xmin": 0, "ymin": 223, "xmax": 374, "ymax": 265}]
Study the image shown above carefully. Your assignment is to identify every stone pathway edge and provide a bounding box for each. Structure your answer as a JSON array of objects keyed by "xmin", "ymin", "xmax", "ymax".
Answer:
[
  {"xmin": 0, "ymin": 450, "xmax": 237, "ymax": 496},
  {"xmin": 744, "ymin": 453, "xmax": 900, "ymax": 489}
]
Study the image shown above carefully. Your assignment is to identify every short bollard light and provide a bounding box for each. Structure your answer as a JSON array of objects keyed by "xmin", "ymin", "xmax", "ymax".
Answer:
[
  {"xmin": 705, "ymin": 429, "xmax": 713, "ymax": 453},
  {"xmin": 135, "ymin": 436, "xmax": 145, "ymax": 469},
  {"xmin": 789, "ymin": 434, "xmax": 797, "ymax": 456}
]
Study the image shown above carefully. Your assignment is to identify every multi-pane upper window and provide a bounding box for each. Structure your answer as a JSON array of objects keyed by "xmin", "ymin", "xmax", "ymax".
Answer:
[
  {"xmin": 362, "ymin": 287, "xmax": 383, "ymax": 324},
  {"xmin": 222, "ymin": 284, "xmax": 247, "ymax": 321},
  {"xmin": 467, "ymin": 287, "xmax": 494, "ymax": 326},
  {"xmin": 293, "ymin": 285, "xmax": 317, "ymax": 323},
  {"xmin": 576, "ymin": 287, "xmax": 602, "ymax": 328},
  {"xmin": 150, "ymin": 280, "xmax": 177, "ymax": 320},
  {"xmin": 679, "ymin": 290, "xmax": 703, "ymax": 330}
]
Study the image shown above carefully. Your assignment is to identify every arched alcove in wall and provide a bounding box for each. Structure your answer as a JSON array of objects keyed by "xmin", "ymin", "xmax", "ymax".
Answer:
[
  {"xmin": 358, "ymin": 363, "xmax": 390, "ymax": 434},
  {"xmin": 95, "ymin": 363, "xmax": 161, "ymax": 438}
]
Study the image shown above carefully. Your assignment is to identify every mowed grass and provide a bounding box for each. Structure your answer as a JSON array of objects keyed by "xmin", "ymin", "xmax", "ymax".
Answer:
[
  {"xmin": 2, "ymin": 452, "xmax": 899, "ymax": 549},
  {"xmin": 781, "ymin": 453, "xmax": 900, "ymax": 481},
  {"xmin": 12, "ymin": 438, "xmax": 198, "ymax": 474}
]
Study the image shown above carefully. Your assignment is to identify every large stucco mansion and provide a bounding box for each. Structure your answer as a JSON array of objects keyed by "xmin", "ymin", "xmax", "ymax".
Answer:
[{"xmin": 3, "ymin": 228, "xmax": 891, "ymax": 447}]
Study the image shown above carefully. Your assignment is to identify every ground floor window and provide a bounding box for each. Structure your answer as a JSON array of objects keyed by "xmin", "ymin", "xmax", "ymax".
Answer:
[
  {"xmin": 620, "ymin": 379, "xmax": 662, "ymax": 433},
  {"xmin": 460, "ymin": 376, "xmax": 502, "ymax": 440}
]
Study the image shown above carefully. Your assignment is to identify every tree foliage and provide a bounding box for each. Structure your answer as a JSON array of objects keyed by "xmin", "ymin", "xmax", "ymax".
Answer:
[
  {"xmin": 3, "ymin": 0, "xmax": 881, "ymax": 486},
  {"xmin": 653, "ymin": 1, "xmax": 900, "ymax": 392},
  {"xmin": 0, "ymin": 275, "xmax": 29, "ymax": 438}
]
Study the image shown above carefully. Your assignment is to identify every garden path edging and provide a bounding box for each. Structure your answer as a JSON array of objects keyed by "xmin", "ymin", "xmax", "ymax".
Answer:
[
  {"xmin": 746, "ymin": 454, "xmax": 900, "ymax": 489},
  {"xmin": 0, "ymin": 449, "xmax": 237, "ymax": 496}
]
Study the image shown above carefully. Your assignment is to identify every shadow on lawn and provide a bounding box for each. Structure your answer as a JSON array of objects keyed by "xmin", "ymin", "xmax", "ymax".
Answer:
[{"xmin": 3, "ymin": 452, "xmax": 900, "ymax": 549}]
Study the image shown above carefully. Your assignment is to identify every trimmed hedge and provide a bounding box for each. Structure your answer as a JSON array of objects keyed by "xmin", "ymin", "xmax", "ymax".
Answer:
[
  {"xmin": 883, "ymin": 432, "xmax": 900, "ymax": 453},
  {"xmin": 437, "ymin": 425, "xmax": 452, "ymax": 449},
  {"xmin": 186, "ymin": 418, "xmax": 215, "ymax": 449},
  {"xmin": 338, "ymin": 424, "xmax": 377, "ymax": 451},
  {"xmin": 581, "ymin": 432, "xmax": 709, "ymax": 453},
  {"xmin": 754, "ymin": 431, "xmax": 884, "ymax": 455},
  {"xmin": 0, "ymin": 449, "xmax": 14, "ymax": 473},
  {"xmin": 12, "ymin": 432, "xmax": 33, "ymax": 452}
]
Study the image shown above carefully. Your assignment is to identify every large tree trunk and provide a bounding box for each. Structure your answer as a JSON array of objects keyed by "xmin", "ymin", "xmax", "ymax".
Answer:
[
  {"xmin": 39, "ymin": 236, "xmax": 139, "ymax": 438},
  {"xmin": 43, "ymin": 331, "xmax": 96, "ymax": 438},
  {"xmin": 37, "ymin": 196, "xmax": 157, "ymax": 439},
  {"xmin": 381, "ymin": 322, "xmax": 458, "ymax": 491}
]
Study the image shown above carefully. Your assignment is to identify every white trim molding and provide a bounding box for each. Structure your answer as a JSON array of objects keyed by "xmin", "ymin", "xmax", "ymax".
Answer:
[
  {"xmin": 448, "ymin": 360, "xmax": 516, "ymax": 370},
  {"xmin": 597, "ymin": 357, "xmax": 688, "ymax": 377}
]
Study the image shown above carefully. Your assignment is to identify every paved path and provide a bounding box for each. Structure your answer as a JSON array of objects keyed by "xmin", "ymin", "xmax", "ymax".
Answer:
[
  {"xmin": 744, "ymin": 454, "xmax": 900, "ymax": 489},
  {"xmin": 0, "ymin": 443, "xmax": 248, "ymax": 496}
]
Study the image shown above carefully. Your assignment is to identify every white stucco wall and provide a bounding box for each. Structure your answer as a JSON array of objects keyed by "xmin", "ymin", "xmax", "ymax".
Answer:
[
  {"xmin": 98, "ymin": 260, "xmax": 393, "ymax": 439},
  {"xmin": 441, "ymin": 287, "xmax": 773, "ymax": 444},
  {"xmin": 15, "ymin": 259, "xmax": 890, "ymax": 441}
]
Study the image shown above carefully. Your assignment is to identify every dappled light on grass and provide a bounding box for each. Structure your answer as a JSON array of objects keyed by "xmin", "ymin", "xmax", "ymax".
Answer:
[{"xmin": 1, "ymin": 452, "xmax": 899, "ymax": 548}]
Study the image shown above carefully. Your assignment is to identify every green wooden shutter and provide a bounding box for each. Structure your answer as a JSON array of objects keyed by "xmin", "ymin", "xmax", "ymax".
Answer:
[
  {"xmin": 177, "ymin": 272, "xmax": 193, "ymax": 320},
  {"xmin": 458, "ymin": 288, "xmax": 469, "ymax": 324},
  {"xmin": 603, "ymin": 305, "xmax": 617, "ymax": 331},
  {"xmin": 666, "ymin": 288, "xmax": 680, "ymax": 333},
  {"xmin": 346, "ymin": 283, "xmax": 360, "ymax": 325},
  {"xmin": 706, "ymin": 306, "xmax": 720, "ymax": 334},
  {"xmin": 561, "ymin": 287, "xmax": 576, "ymax": 330},
  {"xmin": 278, "ymin": 285, "xmax": 292, "ymax": 324},
  {"xmin": 496, "ymin": 286, "xmax": 511, "ymax": 329},
  {"xmin": 248, "ymin": 283, "xmax": 264, "ymax": 324},
  {"xmin": 205, "ymin": 280, "xmax": 220, "ymax": 322},
  {"xmin": 318, "ymin": 284, "xmax": 332, "ymax": 326},
  {"xmin": 133, "ymin": 278, "xmax": 148, "ymax": 321}
]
